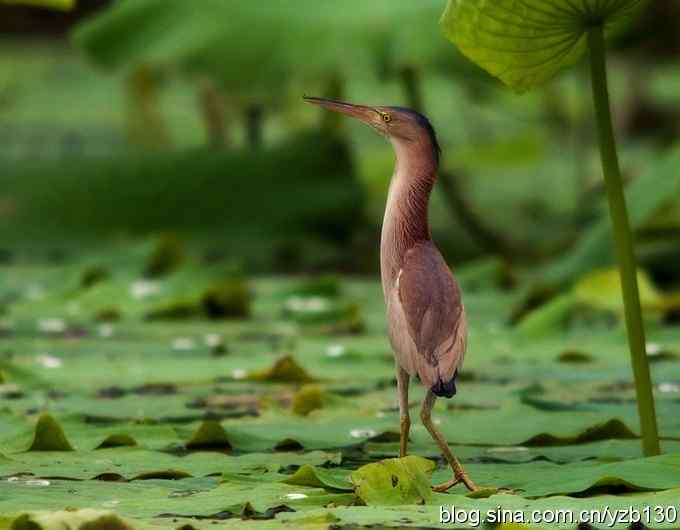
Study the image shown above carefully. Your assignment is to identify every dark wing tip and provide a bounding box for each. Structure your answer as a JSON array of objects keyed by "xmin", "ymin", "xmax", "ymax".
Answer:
[{"xmin": 431, "ymin": 371, "xmax": 457, "ymax": 398}]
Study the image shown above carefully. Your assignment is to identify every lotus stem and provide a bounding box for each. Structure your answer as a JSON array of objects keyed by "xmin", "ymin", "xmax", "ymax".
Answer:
[
  {"xmin": 245, "ymin": 104, "xmax": 264, "ymax": 149},
  {"xmin": 400, "ymin": 66, "xmax": 424, "ymax": 113},
  {"xmin": 587, "ymin": 25, "xmax": 660, "ymax": 456}
]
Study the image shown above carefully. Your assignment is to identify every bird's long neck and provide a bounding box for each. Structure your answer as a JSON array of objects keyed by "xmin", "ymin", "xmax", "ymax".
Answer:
[{"xmin": 380, "ymin": 138, "xmax": 438, "ymax": 295}]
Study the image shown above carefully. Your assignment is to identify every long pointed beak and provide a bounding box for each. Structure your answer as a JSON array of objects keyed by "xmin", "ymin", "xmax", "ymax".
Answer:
[{"xmin": 304, "ymin": 96, "xmax": 377, "ymax": 124}]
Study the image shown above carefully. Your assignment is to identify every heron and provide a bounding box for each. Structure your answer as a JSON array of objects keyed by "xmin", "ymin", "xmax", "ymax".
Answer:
[{"xmin": 304, "ymin": 96, "xmax": 478, "ymax": 492}]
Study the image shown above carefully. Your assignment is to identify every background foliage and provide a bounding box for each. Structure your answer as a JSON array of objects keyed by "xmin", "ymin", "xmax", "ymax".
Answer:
[{"xmin": 1, "ymin": 1, "xmax": 680, "ymax": 528}]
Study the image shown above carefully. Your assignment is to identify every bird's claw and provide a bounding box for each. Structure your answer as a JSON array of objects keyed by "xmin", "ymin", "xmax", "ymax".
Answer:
[
  {"xmin": 432, "ymin": 475, "xmax": 479, "ymax": 493},
  {"xmin": 432, "ymin": 478, "xmax": 459, "ymax": 492}
]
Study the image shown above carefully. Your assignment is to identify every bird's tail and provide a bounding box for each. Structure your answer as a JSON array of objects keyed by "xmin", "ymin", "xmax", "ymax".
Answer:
[{"xmin": 431, "ymin": 370, "xmax": 457, "ymax": 398}]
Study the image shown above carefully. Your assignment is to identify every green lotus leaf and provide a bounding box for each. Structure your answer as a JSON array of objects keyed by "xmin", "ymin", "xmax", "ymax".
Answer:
[
  {"xmin": 351, "ymin": 456, "xmax": 435, "ymax": 506},
  {"xmin": 27, "ymin": 414, "xmax": 74, "ymax": 452},
  {"xmin": 573, "ymin": 267, "xmax": 666, "ymax": 313},
  {"xmin": 441, "ymin": 0, "xmax": 647, "ymax": 92},
  {"xmin": 248, "ymin": 354, "xmax": 317, "ymax": 383},
  {"xmin": 185, "ymin": 420, "xmax": 232, "ymax": 450},
  {"xmin": 283, "ymin": 464, "xmax": 353, "ymax": 491},
  {"xmin": 94, "ymin": 433, "xmax": 137, "ymax": 449}
]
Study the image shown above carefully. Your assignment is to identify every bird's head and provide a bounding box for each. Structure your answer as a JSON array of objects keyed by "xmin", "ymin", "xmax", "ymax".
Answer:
[{"xmin": 304, "ymin": 96, "xmax": 440, "ymax": 163}]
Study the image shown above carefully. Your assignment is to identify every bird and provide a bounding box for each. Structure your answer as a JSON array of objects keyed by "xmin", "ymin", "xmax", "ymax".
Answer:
[{"xmin": 304, "ymin": 96, "xmax": 478, "ymax": 492}]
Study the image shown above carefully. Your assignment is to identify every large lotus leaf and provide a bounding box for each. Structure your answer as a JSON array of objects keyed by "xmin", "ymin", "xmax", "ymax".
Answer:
[
  {"xmin": 72, "ymin": 0, "xmax": 456, "ymax": 101},
  {"xmin": 406, "ymin": 403, "xmax": 643, "ymax": 446},
  {"xmin": 441, "ymin": 0, "xmax": 648, "ymax": 92},
  {"xmin": 279, "ymin": 488, "xmax": 680, "ymax": 529},
  {"xmin": 366, "ymin": 439, "xmax": 680, "ymax": 464},
  {"xmin": 429, "ymin": 454, "xmax": 680, "ymax": 497},
  {"xmin": 0, "ymin": 448, "xmax": 340, "ymax": 481},
  {"xmin": 0, "ymin": 477, "xmax": 350, "ymax": 519}
]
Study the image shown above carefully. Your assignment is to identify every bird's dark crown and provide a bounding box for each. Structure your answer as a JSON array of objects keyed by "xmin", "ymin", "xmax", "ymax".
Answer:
[{"xmin": 388, "ymin": 106, "xmax": 441, "ymax": 164}]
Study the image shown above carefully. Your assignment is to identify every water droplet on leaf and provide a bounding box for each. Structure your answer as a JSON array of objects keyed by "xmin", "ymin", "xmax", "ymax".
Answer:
[
  {"xmin": 326, "ymin": 344, "xmax": 345, "ymax": 358},
  {"xmin": 130, "ymin": 280, "xmax": 160, "ymax": 299},
  {"xmin": 25, "ymin": 479, "xmax": 50, "ymax": 486},
  {"xmin": 204, "ymin": 333, "xmax": 222, "ymax": 347},
  {"xmin": 350, "ymin": 428, "xmax": 377, "ymax": 439},
  {"xmin": 36, "ymin": 354, "xmax": 63, "ymax": 369},
  {"xmin": 658, "ymin": 383, "xmax": 680, "ymax": 394},
  {"xmin": 284, "ymin": 492, "xmax": 308, "ymax": 500},
  {"xmin": 98, "ymin": 324, "xmax": 115, "ymax": 338},
  {"xmin": 172, "ymin": 337, "xmax": 195, "ymax": 351},
  {"xmin": 37, "ymin": 318, "xmax": 66, "ymax": 334}
]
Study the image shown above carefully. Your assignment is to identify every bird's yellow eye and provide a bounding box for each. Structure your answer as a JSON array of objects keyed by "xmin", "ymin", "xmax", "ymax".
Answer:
[{"xmin": 381, "ymin": 113, "xmax": 392, "ymax": 123}]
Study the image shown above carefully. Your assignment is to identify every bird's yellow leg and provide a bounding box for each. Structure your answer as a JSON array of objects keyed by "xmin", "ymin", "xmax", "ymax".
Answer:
[
  {"xmin": 396, "ymin": 366, "xmax": 411, "ymax": 458},
  {"xmin": 420, "ymin": 391, "xmax": 478, "ymax": 492}
]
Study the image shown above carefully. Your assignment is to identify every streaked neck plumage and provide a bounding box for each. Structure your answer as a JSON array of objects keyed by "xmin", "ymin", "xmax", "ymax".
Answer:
[{"xmin": 380, "ymin": 135, "xmax": 438, "ymax": 298}]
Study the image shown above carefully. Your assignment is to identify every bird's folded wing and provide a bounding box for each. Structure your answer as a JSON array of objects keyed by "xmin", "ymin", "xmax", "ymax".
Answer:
[{"xmin": 397, "ymin": 241, "xmax": 465, "ymax": 366}]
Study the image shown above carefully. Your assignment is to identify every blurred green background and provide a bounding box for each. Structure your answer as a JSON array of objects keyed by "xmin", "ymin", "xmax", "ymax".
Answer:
[
  {"xmin": 3, "ymin": 2, "xmax": 680, "ymax": 527},
  {"xmin": 1, "ymin": 0, "xmax": 676, "ymax": 277}
]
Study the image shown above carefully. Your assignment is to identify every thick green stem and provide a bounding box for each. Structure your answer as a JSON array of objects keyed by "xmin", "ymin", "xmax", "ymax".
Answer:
[
  {"xmin": 399, "ymin": 66, "xmax": 424, "ymax": 113},
  {"xmin": 587, "ymin": 26, "xmax": 660, "ymax": 456},
  {"xmin": 197, "ymin": 78, "xmax": 227, "ymax": 148},
  {"xmin": 245, "ymin": 104, "xmax": 263, "ymax": 149}
]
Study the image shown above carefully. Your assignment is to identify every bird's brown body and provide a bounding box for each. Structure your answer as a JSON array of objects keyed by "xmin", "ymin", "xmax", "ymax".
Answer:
[
  {"xmin": 380, "ymin": 130, "xmax": 466, "ymax": 397},
  {"xmin": 305, "ymin": 96, "xmax": 477, "ymax": 492}
]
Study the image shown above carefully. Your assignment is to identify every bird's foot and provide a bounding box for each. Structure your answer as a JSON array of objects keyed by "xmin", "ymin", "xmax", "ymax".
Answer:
[
  {"xmin": 432, "ymin": 474, "xmax": 479, "ymax": 493},
  {"xmin": 432, "ymin": 478, "xmax": 459, "ymax": 493}
]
